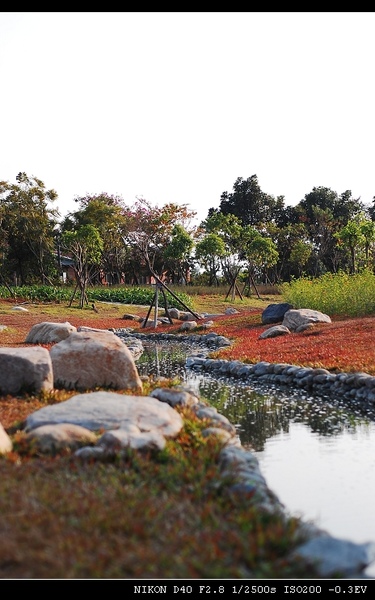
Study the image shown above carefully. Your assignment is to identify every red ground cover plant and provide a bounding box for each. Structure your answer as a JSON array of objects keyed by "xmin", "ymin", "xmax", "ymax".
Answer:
[{"xmin": 1, "ymin": 301, "xmax": 374, "ymax": 377}]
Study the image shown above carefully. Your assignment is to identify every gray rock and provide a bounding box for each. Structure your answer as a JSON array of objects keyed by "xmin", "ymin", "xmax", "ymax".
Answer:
[
  {"xmin": 259, "ymin": 325, "xmax": 291, "ymax": 339},
  {"xmin": 50, "ymin": 330, "xmax": 143, "ymax": 392},
  {"xmin": 290, "ymin": 535, "xmax": 375, "ymax": 578},
  {"xmin": 97, "ymin": 427, "xmax": 166, "ymax": 452},
  {"xmin": 283, "ymin": 308, "xmax": 331, "ymax": 332},
  {"xmin": 179, "ymin": 321, "xmax": 197, "ymax": 331},
  {"xmin": 0, "ymin": 347, "xmax": 53, "ymax": 395},
  {"xmin": 25, "ymin": 321, "xmax": 77, "ymax": 343},
  {"xmin": 23, "ymin": 423, "xmax": 97, "ymax": 454},
  {"xmin": 150, "ymin": 387, "xmax": 199, "ymax": 408},
  {"xmin": 24, "ymin": 390, "xmax": 184, "ymax": 438}
]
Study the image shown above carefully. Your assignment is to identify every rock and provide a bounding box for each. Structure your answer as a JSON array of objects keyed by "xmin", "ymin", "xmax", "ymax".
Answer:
[
  {"xmin": 166, "ymin": 307, "xmax": 180, "ymax": 319},
  {"xmin": 283, "ymin": 308, "xmax": 331, "ymax": 332},
  {"xmin": 0, "ymin": 347, "xmax": 53, "ymax": 395},
  {"xmin": 50, "ymin": 330, "xmax": 143, "ymax": 392},
  {"xmin": 122, "ymin": 313, "xmax": 143, "ymax": 322},
  {"xmin": 179, "ymin": 321, "xmax": 197, "ymax": 331},
  {"xmin": 180, "ymin": 312, "xmax": 200, "ymax": 321},
  {"xmin": 225, "ymin": 307, "xmax": 240, "ymax": 315},
  {"xmin": 25, "ymin": 321, "xmax": 77, "ymax": 343},
  {"xmin": 262, "ymin": 302, "xmax": 293, "ymax": 325},
  {"xmin": 23, "ymin": 423, "xmax": 97, "ymax": 455},
  {"xmin": 97, "ymin": 426, "xmax": 166, "ymax": 452},
  {"xmin": 0, "ymin": 422, "xmax": 13, "ymax": 454},
  {"xmin": 259, "ymin": 325, "xmax": 291, "ymax": 339},
  {"xmin": 290, "ymin": 535, "xmax": 375, "ymax": 578},
  {"xmin": 24, "ymin": 390, "xmax": 184, "ymax": 439},
  {"xmin": 12, "ymin": 306, "xmax": 29, "ymax": 312},
  {"xmin": 150, "ymin": 387, "xmax": 199, "ymax": 408}
]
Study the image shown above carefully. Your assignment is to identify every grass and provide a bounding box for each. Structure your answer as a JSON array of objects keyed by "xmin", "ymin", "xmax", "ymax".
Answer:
[{"xmin": 0, "ymin": 280, "xmax": 374, "ymax": 579}]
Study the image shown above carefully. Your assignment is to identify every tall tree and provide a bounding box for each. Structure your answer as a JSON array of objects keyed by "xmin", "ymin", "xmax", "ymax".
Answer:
[
  {"xmin": 120, "ymin": 198, "xmax": 197, "ymax": 282},
  {"xmin": 163, "ymin": 224, "xmax": 194, "ymax": 284},
  {"xmin": 61, "ymin": 225, "xmax": 104, "ymax": 308},
  {"xmin": 60, "ymin": 193, "xmax": 129, "ymax": 284},
  {"xmin": 239, "ymin": 226, "xmax": 279, "ymax": 295},
  {"xmin": 194, "ymin": 233, "xmax": 226, "ymax": 286},
  {"xmin": 295, "ymin": 187, "xmax": 364, "ymax": 275},
  {"xmin": 215, "ymin": 175, "xmax": 285, "ymax": 227},
  {"xmin": 0, "ymin": 172, "xmax": 59, "ymax": 284}
]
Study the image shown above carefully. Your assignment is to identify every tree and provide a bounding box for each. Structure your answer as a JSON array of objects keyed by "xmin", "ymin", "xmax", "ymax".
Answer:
[
  {"xmin": 61, "ymin": 193, "xmax": 129, "ymax": 284},
  {"xmin": 215, "ymin": 175, "xmax": 286, "ymax": 227},
  {"xmin": 289, "ymin": 239, "xmax": 313, "ymax": 277},
  {"xmin": 163, "ymin": 224, "xmax": 194, "ymax": 284},
  {"xmin": 240, "ymin": 226, "xmax": 279, "ymax": 296},
  {"xmin": 334, "ymin": 214, "xmax": 375, "ymax": 274},
  {"xmin": 200, "ymin": 212, "xmax": 244, "ymax": 296},
  {"xmin": 61, "ymin": 225, "xmax": 104, "ymax": 308},
  {"xmin": 294, "ymin": 187, "xmax": 365, "ymax": 275},
  {"xmin": 194, "ymin": 233, "xmax": 226, "ymax": 286},
  {"xmin": 334, "ymin": 220, "xmax": 365, "ymax": 274},
  {"xmin": 0, "ymin": 172, "xmax": 59, "ymax": 285},
  {"xmin": 120, "ymin": 198, "xmax": 197, "ymax": 282}
]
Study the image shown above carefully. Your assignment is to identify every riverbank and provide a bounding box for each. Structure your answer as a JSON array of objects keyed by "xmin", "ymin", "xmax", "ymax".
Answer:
[{"xmin": 1, "ymin": 298, "xmax": 375, "ymax": 579}]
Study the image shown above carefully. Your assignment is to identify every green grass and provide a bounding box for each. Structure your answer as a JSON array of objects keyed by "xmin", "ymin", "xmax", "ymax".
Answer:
[{"xmin": 282, "ymin": 269, "xmax": 375, "ymax": 317}]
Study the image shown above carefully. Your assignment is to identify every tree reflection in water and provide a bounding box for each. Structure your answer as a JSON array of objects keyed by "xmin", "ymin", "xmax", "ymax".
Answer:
[{"xmin": 135, "ymin": 341, "xmax": 375, "ymax": 451}]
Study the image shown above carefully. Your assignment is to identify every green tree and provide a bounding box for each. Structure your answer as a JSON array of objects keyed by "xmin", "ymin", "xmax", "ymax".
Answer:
[
  {"xmin": 289, "ymin": 239, "xmax": 313, "ymax": 277},
  {"xmin": 163, "ymin": 224, "xmax": 194, "ymax": 284},
  {"xmin": 296, "ymin": 187, "xmax": 364, "ymax": 275},
  {"xmin": 61, "ymin": 225, "xmax": 104, "ymax": 308},
  {"xmin": 61, "ymin": 193, "xmax": 129, "ymax": 284},
  {"xmin": 240, "ymin": 226, "xmax": 279, "ymax": 295},
  {"xmin": 334, "ymin": 214, "xmax": 375, "ymax": 274},
  {"xmin": 200, "ymin": 212, "xmax": 243, "ymax": 295},
  {"xmin": 194, "ymin": 233, "xmax": 226, "ymax": 286},
  {"xmin": 214, "ymin": 174, "xmax": 286, "ymax": 227},
  {"xmin": 120, "ymin": 198, "xmax": 197, "ymax": 283},
  {"xmin": 0, "ymin": 172, "xmax": 59, "ymax": 284},
  {"xmin": 334, "ymin": 220, "xmax": 365, "ymax": 274}
]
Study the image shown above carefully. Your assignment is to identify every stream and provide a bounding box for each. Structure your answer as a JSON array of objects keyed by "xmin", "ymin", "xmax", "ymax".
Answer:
[{"xmin": 135, "ymin": 340, "xmax": 375, "ymax": 578}]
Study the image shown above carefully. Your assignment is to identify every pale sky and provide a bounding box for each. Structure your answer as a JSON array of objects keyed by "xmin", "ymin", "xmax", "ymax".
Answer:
[{"xmin": 1, "ymin": 11, "xmax": 375, "ymax": 225}]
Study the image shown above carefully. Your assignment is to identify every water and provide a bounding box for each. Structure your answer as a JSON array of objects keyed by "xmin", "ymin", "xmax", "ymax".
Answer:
[{"xmin": 135, "ymin": 341, "xmax": 375, "ymax": 578}]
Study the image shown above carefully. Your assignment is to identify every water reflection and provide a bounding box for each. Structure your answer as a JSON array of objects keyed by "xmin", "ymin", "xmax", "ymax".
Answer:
[
  {"xmin": 135, "ymin": 340, "xmax": 375, "ymax": 578},
  {"xmin": 136, "ymin": 342, "xmax": 375, "ymax": 451}
]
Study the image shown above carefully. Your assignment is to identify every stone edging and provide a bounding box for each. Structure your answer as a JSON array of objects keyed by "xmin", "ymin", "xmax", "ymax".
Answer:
[{"xmin": 186, "ymin": 357, "xmax": 375, "ymax": 407}]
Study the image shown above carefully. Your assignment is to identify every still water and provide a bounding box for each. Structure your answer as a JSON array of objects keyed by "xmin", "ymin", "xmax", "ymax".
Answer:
[{"xmin": 136, "ymin": 342, "xmax": 375, "ymax": 578}]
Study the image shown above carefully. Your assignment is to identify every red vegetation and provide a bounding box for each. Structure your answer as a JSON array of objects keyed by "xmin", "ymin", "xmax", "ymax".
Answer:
[{"xmin": 1, "ymin": 304, "xmax": 374, "ymax": 376}]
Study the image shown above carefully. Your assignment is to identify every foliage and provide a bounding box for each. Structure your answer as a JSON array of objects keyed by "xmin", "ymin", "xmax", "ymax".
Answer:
[
  {"xmin": 60, "ymin": 192, "xmax": 130, "ymax": 285},
  {"xmin": 0, "ymin": 172, "xmax": 60, "ymax": 285},
  {"xmin": 0, "ymin": 284, "xmax": 195, "ymax": 310},
  {"xmin": 120, "ymin": 198, "xmax": 197, "ymax": 282},
  {"xmin": 61, "ymin": 225, "xmax": 104, "ymax": 308},
  {"xmin": 281, "ymin": 270, "xmax": 375, "ymax": 317}
]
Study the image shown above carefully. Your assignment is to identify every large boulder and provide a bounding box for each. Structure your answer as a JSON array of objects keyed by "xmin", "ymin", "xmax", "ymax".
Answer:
[
  {"xmin": 49, "ymin": 330, "xmax": 143, "ymax": 392},
  {"xmin": 24, "ymin": 391, "xmax": 184, "ymax": 438},
  {"xmin": 262, "ymin": 303, "xmax": 293, "ymax": 325},
  {"xmin": 25, "ymin": 321, "xmax": 77, "ymax": 344},
  {"xmin": 0, "ymin": 347, "xmax": 53, "ymax": 395},
  {"xmin": 283, "ymin": 308, "xmax": 331, "ymax": 332}
]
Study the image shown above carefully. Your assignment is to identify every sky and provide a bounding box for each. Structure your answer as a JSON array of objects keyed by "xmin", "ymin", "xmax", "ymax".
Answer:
[{"xmin": 1, "ymin": 11, "xmax": 375, "ymax": 225}]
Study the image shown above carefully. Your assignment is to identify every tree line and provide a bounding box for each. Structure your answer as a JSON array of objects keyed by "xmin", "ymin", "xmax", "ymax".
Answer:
[{"xmin": 1, "ymin": 172, "xmax": 375, "ymax": 306}]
